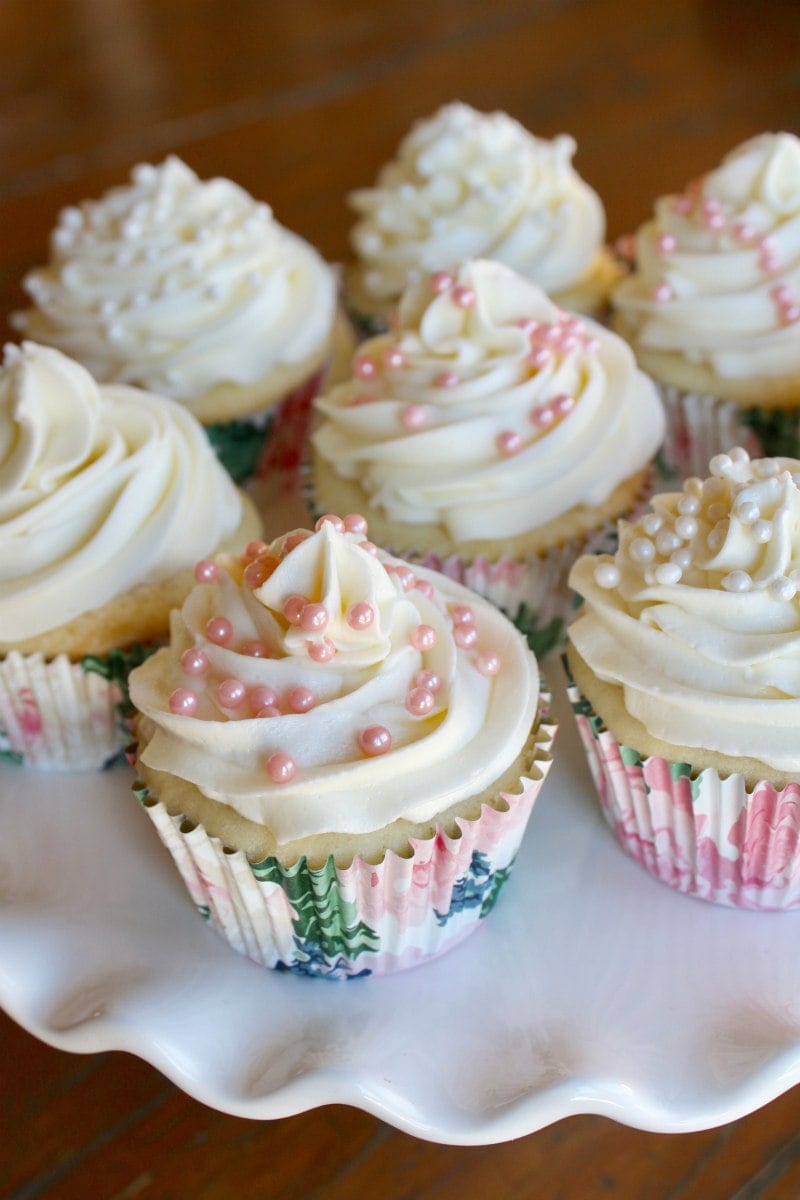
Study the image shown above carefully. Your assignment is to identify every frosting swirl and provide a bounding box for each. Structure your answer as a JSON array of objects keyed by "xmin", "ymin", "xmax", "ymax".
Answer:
[
  {"xmin": 0, "ymin": 342, "xmax": 247, "ymax": 642},
  {"xmin": 569, "ymin": 448, "xmax": 800, "ymax": 772},
  {"xmin": 612, "ymin": 133, "xmax": 800, "ymax": 384},
  {"xmin": 13, "ymin": 157, "xmax": 337, "ymax": 411},
  {"xmin": 349, "ymin": 103, "xmax": 606, "ymax": 305},
  {"xmin": 129, "ymin": 517, "xmax": 540, "ymax": 842},
  {"xmin": 313, "ymin": 260, "xmax": 664, "ymax": 541}
]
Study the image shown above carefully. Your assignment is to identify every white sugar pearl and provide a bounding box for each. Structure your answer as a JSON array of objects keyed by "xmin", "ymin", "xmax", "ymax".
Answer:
[
  {"xmin": 754, "ymin": 458, "xmax": 779, "ymax": 478},
  {"xmin": 594, "ymin": 562, "xmax": 620, "ymax": 589},
  {"xmin": 678, "ymin": 495, "xmax": 700, "ymax": 516},
  {"xmin": 656, "ymin": 529, "xmax": 682, "ymax": 554},
  {"xmin": 729, "ymin": 446, "xmax": 750, "ymax": 463},
  {"xmin": 722, "ymin": 570, "xmax": 752, "ymax": 593},
  {"xmin": 671, "ymin": 548, "xmax": 693, "ymax": 570},
  {"xmin": 769, "ymin": 577, "xmax": 797, "ymax": 601},
  {"xmin": 674, "ymin": 516, "xmax": 698, "ymax": 540},
  {"xmin": 735, "ymin": 500, "xmax": 760, "ymax": 524},
  {"xmin": 685, "ymin": 477, "xmax": 703, "ymax": 496},
  {"xmin": 59, "ymin": 206, "xmax": 83, "ymax": 229},
  {"xmin": 655, "ymin": 562, "xmax": 682, "ymax": 585},
  {"xmin": 630, "ymin": 537, "xmax": 656, "ymax": 563},
  {"xmin": 710, "ymin": 453, "xmax": 733, "ymax": 476},
  {"xmin": 752, "ymin": 520, "xmax": 772, "ymax": 543},
  {"xmin": 641, "ymin": 513, "xmax": 663, "ymax": 536}
]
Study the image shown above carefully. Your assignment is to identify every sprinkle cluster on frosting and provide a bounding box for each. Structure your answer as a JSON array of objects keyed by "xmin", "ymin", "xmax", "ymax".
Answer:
[
  {"xmin": 12, "ymin": 157, "xmax": 337, "ymax": 406},
  {"xmin": 130, "ymin": 514, "xmax": 539, "ymax": 842},
  {"xmin": 348, "ymin": 102, "xmax": 606, "ymax": 304},
  {"xmin": 592, "ymin": 447, "xmax": 800, "ymax": 599},
  {"xmin": 314, "ymin": 259, "xmax": 664, "ymax": 541}
]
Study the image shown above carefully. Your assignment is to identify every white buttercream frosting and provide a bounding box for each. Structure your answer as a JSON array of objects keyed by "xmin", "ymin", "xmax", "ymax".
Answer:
[
  {"xmin": 129, "ymin": 517, "xmax": 540, "ymax": 842},
  {"xmin": 0, "ymin": 342, "xmax": 247, "ymax": 642},
  {"xmin": 569, "ymin": 447, "xmax": 800, "ymax": 771},
  {"xmin": 13, "ymin": 157, "xmax": 337, "ymax": 408},
  {"xmin": 313, "ymin": 259, "xmax": 665, "ymax": 541},
  {"xmin": 612, "ymin": 132, "xmax": 800, "ymax": 381},
  {"xmin": 349, "ymin": 102, "xmax": 606, "ymax": 305}
]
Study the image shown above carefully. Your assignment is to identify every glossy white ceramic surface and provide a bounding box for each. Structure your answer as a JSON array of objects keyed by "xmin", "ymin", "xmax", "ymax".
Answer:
[{"xmin": 1, "ymin": 661, "xmax": 799, "ymax": 1146}]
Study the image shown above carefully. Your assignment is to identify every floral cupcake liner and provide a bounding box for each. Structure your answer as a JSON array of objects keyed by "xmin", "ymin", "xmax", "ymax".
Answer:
[
  {"xmin": 0, "ymin": 647, "xmax": 150, "ymax": 771},
  {"xmin": 205, "ymin": 367, "xmax": 324, "ymax": 486},
  {"xmin": 134, "ymin": 697, "xmax": 557, "ymax": 979},
  {"xmin": 657, "ymin": 383, "xmax": 763, "ymax": 481},
  {"xmin": 567, "ymin": 677, "xmax": 800, "ymax": 911}
]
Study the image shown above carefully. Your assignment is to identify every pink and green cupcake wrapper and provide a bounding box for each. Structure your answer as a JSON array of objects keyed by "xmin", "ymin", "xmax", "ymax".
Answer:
[
  {"xmin": 134, "ymin": 697, "xmax": 557, "ymax": 979},
  {"xmin": 657, "ymin": 383, "xmax": 763, "ymax": 481},
  {"xmin": 0, "ymin": 648, "xmax": 149, "ymax": 771},
  {"xmin": 567, "ymin": 677, "xmax": 800, "ymax": 911}
]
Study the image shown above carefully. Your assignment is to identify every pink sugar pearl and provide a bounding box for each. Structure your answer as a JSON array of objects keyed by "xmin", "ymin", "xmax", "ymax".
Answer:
[
  {"xmin": 410, "ymin": 624, "xmax": 437, "ymax": 651},
  {"xmin": 267, "ymin": 752, "xmax": 296, "ymax": 784},
  {"xmin": 450, "ymin": 604, "xmax": 475, "ymax": 626},
  {"xmin": 287, "ymin": 686, "xmax": 317, "ymax": 713},
  {"xmin": 217, "ymin": 678, "xmax": 246, "ymax": 708},
  {"xmin": 415, "ymin": 668, "xmax": 442, "ymax": 693},
  {"xmin": 430, "ymin": 270, "xmax": 454, "ymax": 293},
  {"xmin": 180, "ymin": 648, "xmax": 209, "ymax": 677},
  {"xmin": 307, "ymin": 637, "xmax": 335, "ymax": 662},
  {"xmin": 496, "ymin": 431, "xmax": 523, "ymax": 457},
  {"xmin": 300, "ymin": 602, "xmax": 329, "ymax": 632},
  {"xmin": 358, "ymin": 725, "xmax": 392, "ymax": 756},
  {"xmin": 241, "ymin": 640, "xmax": 268, "ymax": 658},
  {"xmin": 206, "ymin": 616, "xmax": 233, "ymax": 645},
  {"xmin": 241, "ymin": 540, "xmax": 268, "ymax": 564},
  {"xmin": 347, "ymin": 601, "xmax": 374, "ymax": 630},
  {"xmin": 359, "ymin": 539, "xmax": 379, "ymax": 556},
  {"xmin": 249, "ymin": 686, "xmax": 279, "ymax": 714},
  {"xmin": 383, "ymin": 346, "xmax": 406, "ymax": 369},
  {"xmin": 344, "ymin": 513, "xmax": 368, "ymax": 534},
  {"xmin": 354, "ymin": 357, "xmax": 377, "ymax": 381},
  {"xmin": 414, "ymin": 577, "xmax": 434, "ymax": 598},
  {"xmin": 400, "ymin": 404, "xmax": 428, "ymax": 430},
  {"xmin": 244, "ymin": 558, "xmax": 271, "ymax": 589},
  {"xmin": 257, "ymin": 705, "xmax": 282, "ymax": 718},
  {"xmin": 284, "ymin": 529, "xmax": 313, "ymax": 553},
  {"xmin": 387, "ymin": 563, "xmax": 415, "ymax": 591},
  {"xmin": 315, "ymin": 513, "xmax": 346, "ymax": 533},
  {"xmin": 169, "ymin": 688, "xmax": 197, "ymax": 716},
  {"xmin": 452, "ymin": 285, "xmax": 475, "ymax": 309},
  {"xmin": 529, "ymin": 346, "xmax": 552, "ymax": 369},
  {"xmin": 194, "ymin": 559, "xmax": 220, "ymax": 584},
  {"xmin": 405, "ymin": 687, "xmax": 435, "ymax": 717},
  {"xmin": 434, "ymin": 370, "xmax": 459, "ymax": 388},
  {"xmin": 454, "ymin": 624, "xmax": 479, "ymax": 650},
  {"xmin": 283, "ymin": 594, "xmax": 307, "ymax": 625},
  {"xmin": 476, "ymin": 651, "xmax": 501, "ymax": 677}
]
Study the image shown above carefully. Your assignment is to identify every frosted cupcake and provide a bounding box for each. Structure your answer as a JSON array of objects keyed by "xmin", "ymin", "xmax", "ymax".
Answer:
[
  {"xmin": 12, "ymin": 156, "xmax": 352, "ymax": 483},
  {"xmin": 346, "ymin": 103, "xmax": 620, "ymax": 333},
  {"xmin": 128, "ymin": 515, "xmax": 556, "ymax": 978},
  {"xmin": 567, "ymin": 447, "xmax": 800, "ymax": 909},
  {"xmin": 612, "ymin": 133, "xmax": 800, "ymax": 470},
  {"xmin": 311, "ymin": 259, "xmax": 665, "ymax": 654},
  {"xmin": 0, "ymin": 342, "xmax": 262, "ymax": 770}
]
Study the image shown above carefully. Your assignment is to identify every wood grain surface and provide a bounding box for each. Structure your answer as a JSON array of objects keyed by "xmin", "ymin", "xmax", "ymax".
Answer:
[{"xmin": 2, "ymin": 1, "xmax": 800, "ymax": 1197}]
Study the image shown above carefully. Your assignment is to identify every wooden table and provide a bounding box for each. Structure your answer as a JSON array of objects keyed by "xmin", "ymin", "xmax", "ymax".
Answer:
[{"xmin": 2, "ymin": 2, "xmax": 800, "ymax": 1196}]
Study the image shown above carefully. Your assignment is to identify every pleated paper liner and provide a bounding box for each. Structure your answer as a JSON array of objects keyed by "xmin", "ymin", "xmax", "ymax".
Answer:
[
  {"xmin": 0, "ymin": 646, "xmax": 150, "ymax": 771},
  {"xmin": 567, "ymin": 676, "xmax": 800, "ymax": 911},
  {"xmin": 657, "ymin": 383, "xmax": 765, "ymax": 481},
  {"xmin": 134, "ymin": 697, "xmax": 557, "ymax": 979}
]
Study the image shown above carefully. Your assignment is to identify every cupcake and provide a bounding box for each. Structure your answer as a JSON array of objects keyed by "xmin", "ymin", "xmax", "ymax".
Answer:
[
  {"xmin": 128, "ymin": 515, "xmax": 556, "ymax": 978},
  {"xmin": 611, "ymin": 133, "xmax": 800, "ymax": 470},
  {"xmin": 0, "ymin": 342, "xmax": 262, "ymax": 770},
  {"xmin": 12, "ymin": 156, "xmax": 353, "ymax": 483},
  {"xmin": 346, "ymin": 102, "xmax": 621, "ymax": 334},
  {"xmin": 567, "ymin": 447, "xmax": 800, "ymax": 909},
  {"xmin": 311, "ymin": 259, "xmax": 665, "ymax": 655}
]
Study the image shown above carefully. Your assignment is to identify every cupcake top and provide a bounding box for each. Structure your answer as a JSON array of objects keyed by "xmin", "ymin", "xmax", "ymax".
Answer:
[
  {"xmin": 12, "ymin": 156, "xmax": 337, "ymax": 413},
  {"xmin": 612, "ymin": 132, "xmax": 800, "ymax": 395},
  {"xmin": 348, "ymin": 102, "xmax": 607, "ymax": 311},
  {"xmin": 313, "ymin": 259, "xmax": 665, "ymax": 542},
  {"xmin": 568, "ymin": 447, "xmax": 800, "ymax": 773},
  {"xmin": 129, "ymin": 515, "xmax": 540, "ymax": 844},
  {"xmin": 0, "ymin": 342, "xmax": 248, "ymax": 644}
]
